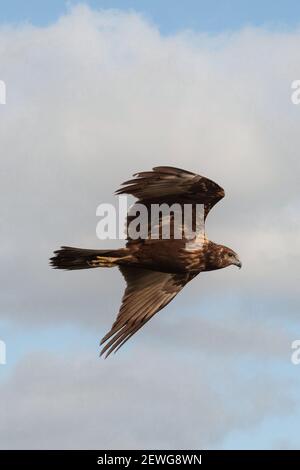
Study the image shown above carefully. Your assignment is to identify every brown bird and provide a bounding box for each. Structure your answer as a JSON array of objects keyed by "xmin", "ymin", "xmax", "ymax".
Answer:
[{"xmin": 50, "ymin": 167, "xmax": 241, "ymax": 357}]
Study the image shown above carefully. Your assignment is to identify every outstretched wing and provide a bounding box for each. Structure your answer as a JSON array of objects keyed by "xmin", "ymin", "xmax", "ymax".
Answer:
[
  {"xmin": 100, "ymin": 266, "xmax": 194, "ymax": 357},
  {"xmin": 116, "ymin": 166, "xmax": 225, "ymax": 246}
]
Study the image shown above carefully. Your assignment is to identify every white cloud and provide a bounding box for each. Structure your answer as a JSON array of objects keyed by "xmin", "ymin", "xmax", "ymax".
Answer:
[
  {"xmin": 0, "ymin": 350, "xmax": 295, "ymax": 449},
  {"xmin": 0, "ymin": 4, "xmax": 300, "ymax": 449},
  {"xmin": 0, "ymin": 5, "xmax": 299, "ymax": 325}
]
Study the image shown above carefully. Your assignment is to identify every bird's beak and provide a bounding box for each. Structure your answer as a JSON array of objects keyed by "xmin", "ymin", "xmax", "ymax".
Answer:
[{"xmin": 235, "ymin": 259, "xmax": 242, "ymax": 269}]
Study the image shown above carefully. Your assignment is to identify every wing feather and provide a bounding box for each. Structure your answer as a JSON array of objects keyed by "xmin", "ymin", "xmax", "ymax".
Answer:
[
  {"xmin": 116, "ymin": 166, "xmax": 225, "ymax": 247},
  {"xmin": 116, "ymin": 166, "xmax": 224, "ymax": 218},
  {"xmin": 100, "ymin": 266, "xmax": 192, "ymax": 357}
]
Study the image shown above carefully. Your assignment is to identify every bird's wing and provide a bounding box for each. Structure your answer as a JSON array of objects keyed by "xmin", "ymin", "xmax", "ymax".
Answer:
[
  {"xmin": 117, "ymin": 166, "xmax": 225, "ymax": 219},
  {"xmin": 100, "ymin": 266, "xmax": 193, "ymax": 357},
  {"xmin": 116, "ymin": 166, "xmax": 225, "ymax": 245}
]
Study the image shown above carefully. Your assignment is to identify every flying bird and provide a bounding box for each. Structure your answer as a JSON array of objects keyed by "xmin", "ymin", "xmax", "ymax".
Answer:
[{"xmin": 50, "ymin": 167, "xmax": 241, "ymax": 357}]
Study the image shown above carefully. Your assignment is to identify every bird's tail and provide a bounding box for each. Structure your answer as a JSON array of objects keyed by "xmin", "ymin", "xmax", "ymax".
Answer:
[{"xmin": 50, "ymin": 246, "xmax": 128, "ymax": 270}]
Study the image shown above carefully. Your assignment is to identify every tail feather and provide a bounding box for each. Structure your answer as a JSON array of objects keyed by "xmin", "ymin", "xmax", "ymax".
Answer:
[{"xmin": 50, "ymin": 246, "xmax": 123, "ymax": 270}]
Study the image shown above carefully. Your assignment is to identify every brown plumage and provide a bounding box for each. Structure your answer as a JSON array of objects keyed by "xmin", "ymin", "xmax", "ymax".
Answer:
[{"xmin": 50, "ymin": 166, "xmax": 241, "ymax": 357}]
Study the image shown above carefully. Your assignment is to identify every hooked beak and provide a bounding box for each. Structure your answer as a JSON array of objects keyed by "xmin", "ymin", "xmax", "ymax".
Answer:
[{"xmin": 235, "ymin": 259, "xmax": 242, "ymax": 269}]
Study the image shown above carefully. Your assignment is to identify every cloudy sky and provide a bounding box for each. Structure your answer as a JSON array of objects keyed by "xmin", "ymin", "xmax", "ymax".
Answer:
[{"xmin": 0, "ymin": 1, "xmax": 300, "ymax": 449}]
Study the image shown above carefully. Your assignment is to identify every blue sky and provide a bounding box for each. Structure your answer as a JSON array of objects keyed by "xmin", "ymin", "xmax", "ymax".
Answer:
[
  {"xmin": 1, "ymin": 0, "xmax": 300, "ymax": 33},
  {"xmin": 0, "ymin": 0, "xmax": 300, "ymax": 451}
]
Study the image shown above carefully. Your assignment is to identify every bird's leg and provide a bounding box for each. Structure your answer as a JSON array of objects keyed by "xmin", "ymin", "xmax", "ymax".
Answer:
[{"xmin": 88, "ymin": 255, "xmax": 133, "ymax": 268}]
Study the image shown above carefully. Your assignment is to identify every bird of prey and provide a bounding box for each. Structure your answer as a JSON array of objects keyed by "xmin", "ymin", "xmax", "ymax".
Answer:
[{"xmin": 50, "ymin": 166, "xmax": 241, "ymax": 357}]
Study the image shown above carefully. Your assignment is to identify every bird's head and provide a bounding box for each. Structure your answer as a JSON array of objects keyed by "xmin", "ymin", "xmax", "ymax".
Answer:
[
  {"xmin": 204, "ymin": 243, "xmax": 242, "ymax": 271},
  {"xmin": 220, "ymin": 246, "xmax": 242, "ymax": 269}
]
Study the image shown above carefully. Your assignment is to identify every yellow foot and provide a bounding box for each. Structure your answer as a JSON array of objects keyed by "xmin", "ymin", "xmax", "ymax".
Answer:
[{"xmin": 88, "ymin": 256, "xmax": 117, "ymax": 268}]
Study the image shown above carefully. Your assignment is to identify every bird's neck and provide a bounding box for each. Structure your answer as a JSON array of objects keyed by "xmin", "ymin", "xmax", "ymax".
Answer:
[{"xmin": 203, "ymin": 242, "xmax": 224, "ymax": 271}]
